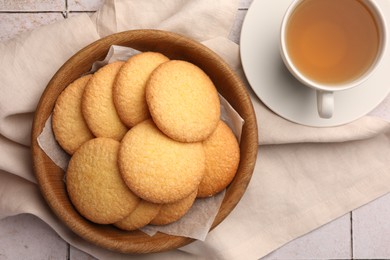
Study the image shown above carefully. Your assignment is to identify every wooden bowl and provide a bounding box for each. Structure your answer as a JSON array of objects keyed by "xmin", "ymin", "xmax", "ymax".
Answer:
[{"xmin": 31, "ymin": 29, "xmax": 258, "ymax": 254}]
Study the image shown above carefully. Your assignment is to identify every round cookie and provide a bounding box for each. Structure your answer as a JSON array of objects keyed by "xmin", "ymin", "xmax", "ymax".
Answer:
[
  {"xmin": 150, "ymin": 190, "xmax": 197, "ymax": 226},
  {"xmin": 119, "ymin": 120, "xmax": 205, "ymax": 204},
  {"xmin": 114, "ymin": 200, "xmax": 161, "ymax": 231},
  {"xmin": 52, "ymin": 75, "xmax": 94, "ymax": 154},
  {"xmin": 66, "ymin": 138, "xmax": 140, "ymax": 224},
  {"xmin": 82, "ymin": 62, "xmax": 128, "ymax": 141},
  {"xmin": 145, "ymin": 60, "xmax": 220, "ymax": 143},
  {"xmin": 113, "ymin": 52, "xmax": 169, "ymax": 127},
  {"xmin": 197, "ymin": 120, "xmax": 240, "ymax": 198}
]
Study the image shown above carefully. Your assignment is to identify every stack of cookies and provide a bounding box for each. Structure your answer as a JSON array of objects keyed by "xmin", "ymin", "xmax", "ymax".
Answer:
[{"xmin": 52, "ymin": 51, "xmax": 240, "ymax": 231}]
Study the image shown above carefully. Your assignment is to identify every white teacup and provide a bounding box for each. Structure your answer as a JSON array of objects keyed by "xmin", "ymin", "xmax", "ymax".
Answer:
[{"xmin": 280, "ymin": 0, "xmax": 387, "ymax": 118}]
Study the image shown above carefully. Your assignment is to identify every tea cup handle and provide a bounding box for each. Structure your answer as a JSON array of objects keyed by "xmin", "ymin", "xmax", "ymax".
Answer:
[{"xmin": 316, "ymin": 90, "xmax": 334, "ymax": 118}]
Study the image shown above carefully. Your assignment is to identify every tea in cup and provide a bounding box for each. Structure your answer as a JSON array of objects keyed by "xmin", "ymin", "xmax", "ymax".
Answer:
[{"xmin": 280, "ymin": 0, "xmax": 386, "ymax": 118}]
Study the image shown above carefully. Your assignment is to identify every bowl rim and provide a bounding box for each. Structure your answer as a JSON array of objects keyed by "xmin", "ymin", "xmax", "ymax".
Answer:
[{"xmin": 31, "ymin": 29, "xmax": 258, "ymax": 254}]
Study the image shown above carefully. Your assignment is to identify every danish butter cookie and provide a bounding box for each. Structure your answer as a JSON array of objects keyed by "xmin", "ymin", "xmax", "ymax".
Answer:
[
  {"xmin": 146, "ymin": 60, "xmax": 220, "ymax": 142},
  {"xmin": 197, "ymin": 120, "xmax": 240, "ymax": 198},
  {"xmin": 114, "ymin": 200, "xmax": 161, "ymax": 231},
  {"xmin": 52, "ymin": 75, "xmax": 94, "ymax": 154},
  {"xmin": 113, "ymin": 52, "xmax": 169, "ymax": 127},
  {"xmin": 82, "ymin": 62, "xmax": 127, "ymax": 141},
  {"xmin": 119, "ymin": 120, "xmax": 205, "ymax": 203},
  {"xmin": 66, "ymin": 138, "xmax": 139, "ymax": 224},
  {"xmin": 150, "ymin": 190, "xmax": 197, "ymax": 226}
]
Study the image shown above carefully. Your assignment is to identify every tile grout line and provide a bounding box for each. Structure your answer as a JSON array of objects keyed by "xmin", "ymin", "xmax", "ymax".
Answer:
[
  {"xmin": 0, "ymin": 10, "xmax": 96, "ymax": 14},
  {"xmin": 64, "ymin": 0, "xmax": 68, "ymax": 18},
  {"xmin": 350, "ymin": 212, "xmax": 354, "ymax": 259},
  {"xmin": 69, "ymin": 11, "xmax": 96, "ymax": 13},
  {"xmin": 0, "ymin": 11, "xmax": 65, "ymax": 13},
  {"xmin": 66, "ymin": 243, "xmax": 70, "ymax": 260}
]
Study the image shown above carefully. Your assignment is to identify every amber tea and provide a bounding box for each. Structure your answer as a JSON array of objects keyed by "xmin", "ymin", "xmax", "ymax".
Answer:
[{"xmin": 285, "ymin": 0, "xmax": 381, "ymax": 85}]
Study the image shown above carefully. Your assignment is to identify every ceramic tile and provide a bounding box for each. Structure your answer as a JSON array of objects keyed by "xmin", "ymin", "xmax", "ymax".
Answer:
[
  {"xmin": 0, "ymin": 0, "xmax": 64, "ymax": 11},
  {"xmin": 261, "ymin": 213, "xmax": 351, "ymax": 260},
  {"xmin": 70, "ymin": 245, "xmax": 97, "ymax": 260},
  {"xmin": 0, "ymin": 13, "xmax": 64, "ymax": 41},
  {"xmin": 352, "ymin": 193, "xmax": 390, "ymax": 259},
  {"xmin": 67, "ymin": 0, "xmax": 104, "ymax": 11},
  {"xmin": 0, "ymin": 214, "xmax": 67, "ymax": 259}
]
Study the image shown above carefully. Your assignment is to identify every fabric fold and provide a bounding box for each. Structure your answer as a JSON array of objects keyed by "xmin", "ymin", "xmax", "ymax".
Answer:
[
  {"xmin": 92, "ymin": 0, "xmax": 239, "ymax": 41},
  {"xmin": 0, "ymin": 14, "xmax": 100, "ymax": 147},
  {"xmin": 182, "ymin": 131, "xmax": 390, "ymax": 260},
  {"xmin": 0, "ymin": 135, "xmax": 35, "ymax": 183}
]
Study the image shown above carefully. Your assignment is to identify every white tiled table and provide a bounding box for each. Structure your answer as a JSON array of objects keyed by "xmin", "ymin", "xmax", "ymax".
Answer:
[{"xmin": 1, "ymin": 0, "xmax": 389, "ymax": 259}]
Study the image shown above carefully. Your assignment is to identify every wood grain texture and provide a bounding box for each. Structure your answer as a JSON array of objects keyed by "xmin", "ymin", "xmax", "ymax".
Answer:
[{"xmin": 31, "ymin": 29, "xmax": 258, "ymax": 254}]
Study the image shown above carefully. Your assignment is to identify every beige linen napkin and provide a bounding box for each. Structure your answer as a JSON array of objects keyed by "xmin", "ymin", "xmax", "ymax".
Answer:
[{"xmin": 1, "ymin": 0, "xmax": 390, "ymax": 259}]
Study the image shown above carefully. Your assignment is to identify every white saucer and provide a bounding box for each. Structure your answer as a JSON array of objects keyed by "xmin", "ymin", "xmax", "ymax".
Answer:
[{"xmin": 240, "ymin": 0, "xmax": 390, "ymax": 127}]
